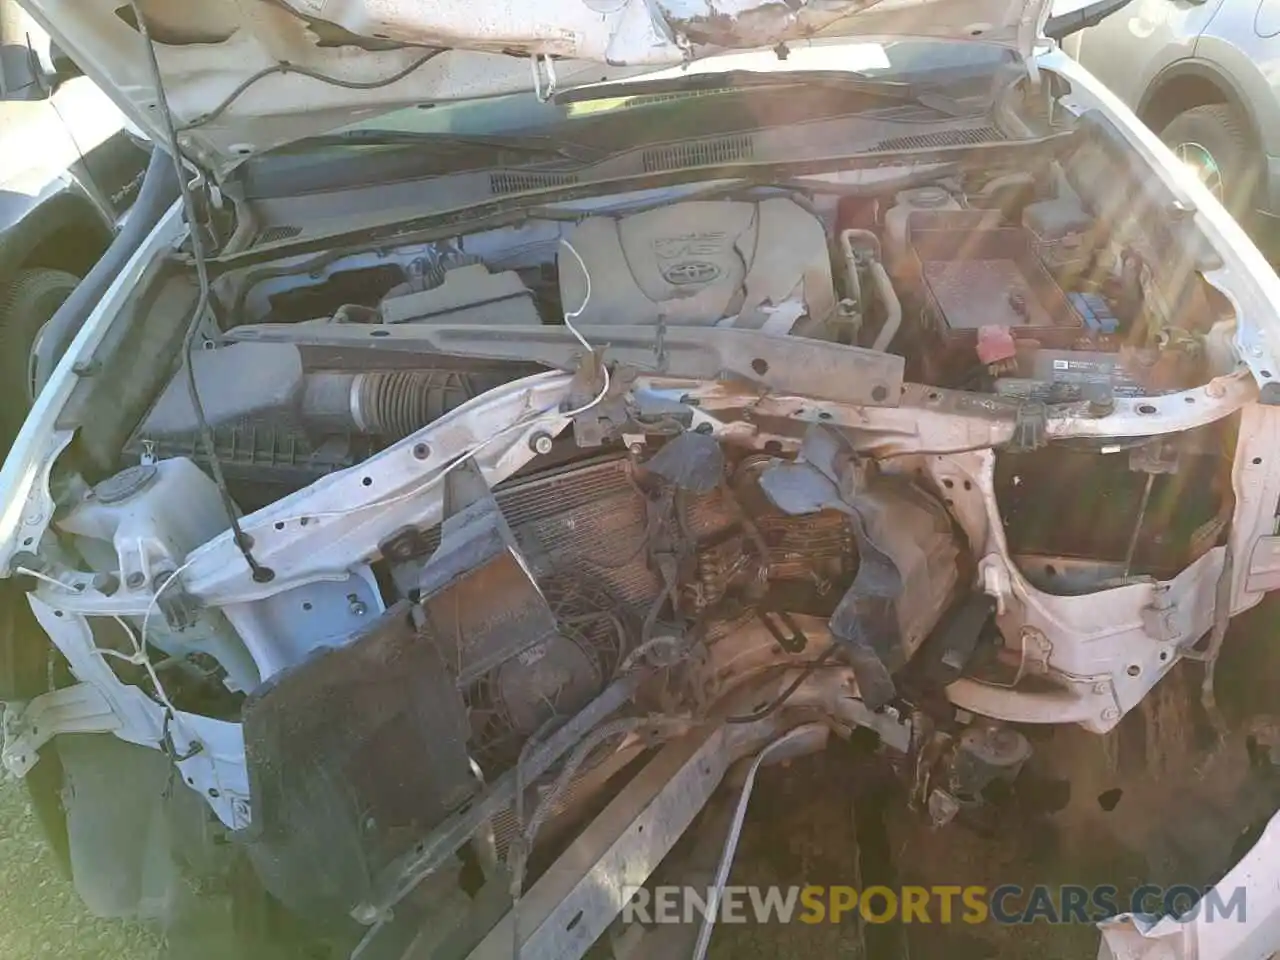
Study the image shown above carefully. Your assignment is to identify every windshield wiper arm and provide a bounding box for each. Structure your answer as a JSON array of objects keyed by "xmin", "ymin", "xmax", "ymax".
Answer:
[
  {"xmin": 275, "ymin": 130, "xmax": 600, "ymax": 163},
  {"xmin": 554, "ymin": 69, "xmax": 916, "ymax": 106}
]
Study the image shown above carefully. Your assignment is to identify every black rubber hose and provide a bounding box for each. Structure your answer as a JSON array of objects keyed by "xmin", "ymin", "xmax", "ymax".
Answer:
[{"xmin": 32, "ymin": 145, "xmax": 179, "ymax": 392}]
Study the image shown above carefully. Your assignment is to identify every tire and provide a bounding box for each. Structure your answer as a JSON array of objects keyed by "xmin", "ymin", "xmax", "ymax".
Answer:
[
  {"xmin": 1159, "ymin": 103, "xmax": 1262, "ymax": 225},
  {"xmin": 0, "ymin": 267, "xmax": 79, "ymax": 443}
]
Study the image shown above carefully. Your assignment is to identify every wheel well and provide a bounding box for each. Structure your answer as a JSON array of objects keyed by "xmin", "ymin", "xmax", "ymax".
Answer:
[
  {"xmin": 1140, "ymin": 74, "xmax": 1229, "ymax": 137},
  {"xmin": 22, "ymin": 219, "xmax": 112, "ymax": 280}
]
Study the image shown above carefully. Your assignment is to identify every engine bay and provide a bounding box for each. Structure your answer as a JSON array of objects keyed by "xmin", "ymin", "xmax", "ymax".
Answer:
[
  {"xmin": 6, "ymin": 97, "xmax": 1279, "ymax": 960},
  {"xmin": 125, "ymin": 157, "xmax": 1233, "ymax": 583}
]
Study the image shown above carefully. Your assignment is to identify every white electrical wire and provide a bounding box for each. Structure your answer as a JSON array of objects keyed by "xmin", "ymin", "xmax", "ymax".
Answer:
[
  {"xmin": 16, "ymin": 566, "xmax": 78, "ymax": 593},
  {"xmin": 111, "ymin": 614, "xmax": 179, "ymax": 717},
  {"xmin": 17, "ymin": 565, "xmax": 180, "ymax": 716}
]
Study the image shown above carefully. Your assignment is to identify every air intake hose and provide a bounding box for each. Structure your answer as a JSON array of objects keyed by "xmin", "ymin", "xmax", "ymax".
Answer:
[{"xmin": 301, "ymin": 370, "xmax": 502, "ymax": 439}]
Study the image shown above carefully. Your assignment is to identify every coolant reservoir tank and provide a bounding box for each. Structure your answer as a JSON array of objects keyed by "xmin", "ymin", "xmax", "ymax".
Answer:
[
  {"xmin": 58, "ymin": 458, "xmax": 231, "ymax": 592},
  {"xmin": 884, "ymin": 186, "xmax": 961, "ymax": 269}
]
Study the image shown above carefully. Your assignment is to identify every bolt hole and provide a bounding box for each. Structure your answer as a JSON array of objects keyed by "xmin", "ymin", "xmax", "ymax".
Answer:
[
  {"xmin": 751, "ymin": 358, "xmax": 769, "ymax": 375},
  {"xmin": 1097, "ymin": 788, "xmax": 1123, "ymax": 812},
  {"xmin": 1264, "ymin": 370, "xmax": 1274, "ymax": 379},
  {"xmin": 1159, "ymin": 651, "xmax": 1169, "ymax": 662},
  {"xmin": 927, "ymin": 391, "xmax": 941, "ymax": 401},
  {"xmin": 362, "ymin": 477, "xmax": 373, "ymax": 487},
  {"xmin": 871, "ymin": 385, "xmax": 889, "ymax": 402},
  {"xmin": 942, "ymin": 478, "xmax": 954, "ymax": 489},
  {"xmin": 566, "ymin": 910, "xmax": 584, "ymax": 932},
  {"xmin": 944, "ymin": 498, "xmax": 953, "ymax": 507},
  {"xmin": 302, "ymin": 602, "xmax": 313, "ymax": 611},
  {"xmin": 54, "ymin": 610, "xmax": 63, "ymax": 618},
  {"xmin": 1253, "ymin": 457, "xmax": 1264, "ymax": 466},
  {"xmin": 274, "ymin": 521, "xmax": 285, "ymax": 530},
  {"xmin": 186, "ymin": 777, "xmax": 194, "ymax": 786},
  {"xmin": 963, "ymin": 480, "xmax": 972, "ymax": 490},
  {"xmin": 21, "ymin": 538, "xmax": 32, "ymax": 546},
  {"xmin": 764, "ymin": 440, "xmax": 782, "ymax": 455},
  {"xmin": 369, "ymin": 330, "xmax": 390, "ymax": 337},
  {"xmin": 1126, "ymin": 664, "xmax": 1141, "ymax": 677},
  {"xmin": 818, "ymin": 411, "xmax": 832, "ymax": 420},
  {"xmin": 1184, "ymin": 396, "xmax": 1195, "ymax": 404},
  {"xmin": 1137, "ymin": 403, "xmax": 1157, "ymax": 415},
  {"xmin": 208, "ymin": 788, "xmax": 220, "ymax": 798},
  {"xmin": 412, "ymin": 443, "xmax": 430, "ymax": 460}
]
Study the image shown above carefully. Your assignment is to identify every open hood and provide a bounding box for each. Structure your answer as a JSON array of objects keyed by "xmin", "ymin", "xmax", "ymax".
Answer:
[{"xmin": 21, "ymin": 0, "xmax": 1052, "ymax": 178}]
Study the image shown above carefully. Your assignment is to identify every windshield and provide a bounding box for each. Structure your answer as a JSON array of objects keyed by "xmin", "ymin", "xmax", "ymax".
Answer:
[
  {"xmin": 272, "ymin": 39, "xmax": 1013, "ymax": 144},
  {"xmin": 239, "ymin": 38, "xmax": 1017, "ymax": 196}
]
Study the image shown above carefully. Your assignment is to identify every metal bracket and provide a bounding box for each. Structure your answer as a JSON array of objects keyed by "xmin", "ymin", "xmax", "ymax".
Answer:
[
  {"xmin": 466, "ymin": 723, "xmax": 731, "ymax": 960},
  {"xmin": 979, "ymin": 555, "xmax": 1013, "ymax": 616},
  {"xmin": 568, "ymin": 358, "xmax": 633, "ymax": 448},
  {"xmin": 531, "ymin": 54, "xmax": 558, "ymax": 102},
  {"xmin": 1009, "ymin": 400, "xmax": 1049, "ymax": 451},
  {"xmin": 1245, "ymin": 535, "xmax": 1280, "ymax": 595},
  {"xmin": 1141, "ymin": 585, "xmax": 1184, "ymax": 642},
  {"xmin": 2, "ymin": 683, "xmax": 120, "ymax": 777},
  {"xmin": 222, "ymin": 323, "xmax": 905, "ymax": 408},
  {"xmin": 1233, "ymin": 313, "xmax": 1280, "ymax": 404},
  {"xmin": 464, "ymin": 719, "xmax": 833, "ymax": 960}
]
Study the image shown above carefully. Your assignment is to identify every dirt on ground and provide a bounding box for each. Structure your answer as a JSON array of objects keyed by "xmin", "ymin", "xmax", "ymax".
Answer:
[{"xmin": 0, "ymin": 774, "xmax": 162, "ymax": 960}]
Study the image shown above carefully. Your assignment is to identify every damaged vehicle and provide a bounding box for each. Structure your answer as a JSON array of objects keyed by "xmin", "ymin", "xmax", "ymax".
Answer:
[{"xmin": 6, "ymin": 0, "xmax": 1280, "ymax": 957}]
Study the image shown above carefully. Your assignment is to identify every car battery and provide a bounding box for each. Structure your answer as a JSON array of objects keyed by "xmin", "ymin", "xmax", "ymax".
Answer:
[
  {"xmin": 994, "ymin": 348, "xmax": 1147, "ymax": 403},
  {"xmin": 990, "ymin": 339, "xmax": 1211, "ymax": 403}
]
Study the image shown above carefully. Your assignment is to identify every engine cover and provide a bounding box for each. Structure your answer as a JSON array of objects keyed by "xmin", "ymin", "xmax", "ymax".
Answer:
[{"xmin": 558, "ymin": 198, "xmax": 836, "ymax": 330}]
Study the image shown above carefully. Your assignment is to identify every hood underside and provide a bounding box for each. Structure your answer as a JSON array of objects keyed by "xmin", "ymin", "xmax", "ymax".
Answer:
[{"xmin": 21, "ymin": 0, "xmax": 1047, "ymax": 178}]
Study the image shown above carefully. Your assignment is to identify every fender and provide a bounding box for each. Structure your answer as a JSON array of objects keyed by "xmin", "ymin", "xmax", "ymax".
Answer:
[
  {"xmin": 0, "ymin": 181, "xmax": 113, "ymax": 281},
  {"xmin": 1137, "ymin": 57, "xmax": 1267, "ymax": 145},
  {"xmin": 1135, "ymin": 56, "xmax": 1280, "ymax": 218}
]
